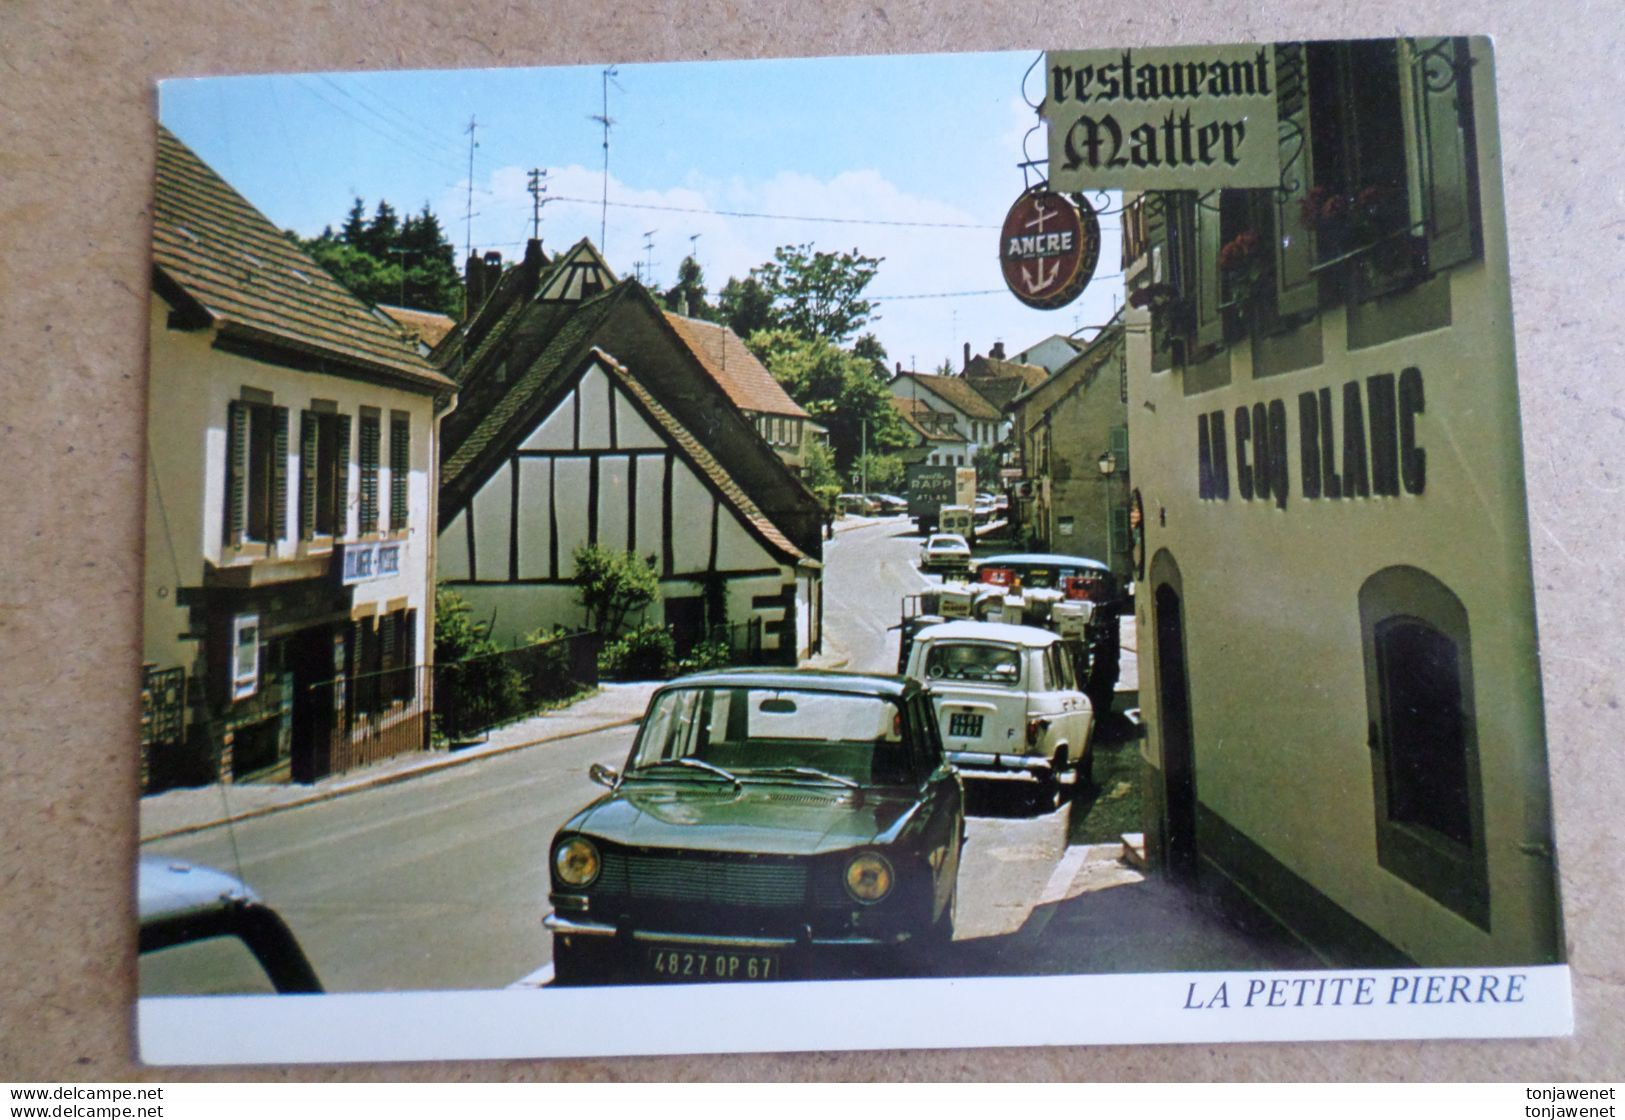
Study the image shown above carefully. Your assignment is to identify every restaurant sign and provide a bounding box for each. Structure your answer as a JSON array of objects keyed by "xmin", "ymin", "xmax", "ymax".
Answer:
[
  {"xmin": 999, "ymin": 189, "xmax": 1100, "ymax": 310},
  {"xmin": 1042, "ymin": 46, "xmax": 1281, "ymax": 190},
  {"xmin": 341, "ymin": 540, "xmax": 404, "ymax": 585}
]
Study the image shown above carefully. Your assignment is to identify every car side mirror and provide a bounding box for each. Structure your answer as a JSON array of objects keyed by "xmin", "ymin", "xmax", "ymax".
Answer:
[{"xmin": 589, "ymin": 762, "xmax": 620, "ymax": 788}]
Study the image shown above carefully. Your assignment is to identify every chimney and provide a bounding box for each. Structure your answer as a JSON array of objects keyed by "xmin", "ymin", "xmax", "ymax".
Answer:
[
  {"xmin": 895, "ymin": 360, "xmax": 903, "ymax": 375},
  {"xmin": 522, "ymin": 239, "xmax": 545, "ymax": 297},
  {"xmin": 991, "ymin": 341, "xmax": 1006, "ymax": 360},
  {"xmin": 463, "ymin": 250, "xmax": 504, "ymax": 319},
  {"xmin": 963, "ymin": 342, "xmax": 971, "ymax": 370}
]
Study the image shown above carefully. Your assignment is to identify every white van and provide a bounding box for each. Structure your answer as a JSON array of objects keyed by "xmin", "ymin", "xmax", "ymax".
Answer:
[{"xmin": 903, "ymin": 620, "xmax": 1094, "ymax": 803}]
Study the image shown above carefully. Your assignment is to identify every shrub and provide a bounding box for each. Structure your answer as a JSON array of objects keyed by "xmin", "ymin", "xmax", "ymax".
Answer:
[
  {"xmin": 572, "ymin": 544, "xmax": 659, "ymax": 635},
  {"xmin": 675, "ymin": 638, "xmax": 733, "ymax": 675},
  {"xmin": 600, "ymin": 623, "xmax": 675, "ymax": 679}
]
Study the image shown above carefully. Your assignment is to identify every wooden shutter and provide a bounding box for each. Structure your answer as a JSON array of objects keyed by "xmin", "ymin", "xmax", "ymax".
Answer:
[
  {"xmin": 1109, "ymin": 425, "xmax": 1129, "ymax": 473},
  {"xmin": 1111, "ymin": 507, "xmax": 1131, "ymax": 555},
  {"xmin": 1408, "ymin": 37, "xmax": 1478, "ymax": 271},
  {"xmin": 1273, "ymin": 42, "xmax": 1320, "ymax": 319},
  {"xmin": 270, "ymin": 406, "xmax": 289, "ymax": 541},
  {"xmin": 334, "ymin": 414, "xmax": 352, "ymax": 540},
  {"xmin": 224, "ymin": 400, "xmax": 249, "ymax": 547},
  {"xmin": 1139, "ymin": 192, "xmax": 1176, "ymax": 372},
  {"xmin": 359, "ymin": 414, "xmax": 380, "ymax": 534},
  {"xmin": 390, "ymin": 416, "xmax": 410, "ymax": 531},
  {"xmin": 1192, "ymin": 193, "xmax": 1225, "ymax": 350},
  {"xmin": 299, "ymin": 412, "xmax": 318, "ymax": 540}
]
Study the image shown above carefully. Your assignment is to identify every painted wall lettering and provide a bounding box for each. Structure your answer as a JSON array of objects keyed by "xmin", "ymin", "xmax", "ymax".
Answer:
[{"xmin": 1194, "ymin": 369, "xmax": 1428, "ymax": 506}]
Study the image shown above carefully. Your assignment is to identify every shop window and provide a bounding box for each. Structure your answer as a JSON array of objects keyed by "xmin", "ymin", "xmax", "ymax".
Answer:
[
  {"xmin": 358, "ymin": 410, "xmax": 381, "ymax": 535},
  {"xmin": 1358, "ymin": 565, "xmax": 1488, "ymax": 928},
  {"xmin": 224, "ymin": 397, "xmax": 288, "ymax": 546},
  {"xmin": 299, "ymin": 408, "xmax": 349, "ymax": 540},
  {"xmin": 389, "ymin": 413, "xmax": 411, "ymax": 532}
]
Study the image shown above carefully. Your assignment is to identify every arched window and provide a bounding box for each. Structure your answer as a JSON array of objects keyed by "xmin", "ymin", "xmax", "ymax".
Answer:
[{"xmin": 1359, "ymin": 566, "xmax": 1487, "ymax": 928}]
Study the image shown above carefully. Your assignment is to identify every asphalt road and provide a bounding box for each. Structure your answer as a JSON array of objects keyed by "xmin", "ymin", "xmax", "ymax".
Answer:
[{"xmin": 141, "ymin": 513, "xmax": 1314, "ymax": 993}]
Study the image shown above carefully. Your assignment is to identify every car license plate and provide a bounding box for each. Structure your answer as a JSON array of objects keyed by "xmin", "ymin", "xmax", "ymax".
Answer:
[
  {"xmin": 646, "ymin": 946, "xmax": 779, "ymax": 982},
  {"xmin": 948, "ymin": 712, "xmax": 985, "ymax": 737}
]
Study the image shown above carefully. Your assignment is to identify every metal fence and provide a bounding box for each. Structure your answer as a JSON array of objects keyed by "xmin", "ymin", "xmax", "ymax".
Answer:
[{"xmin": 433, "ymin": 629, "xmax": 601, "ymax": 744}]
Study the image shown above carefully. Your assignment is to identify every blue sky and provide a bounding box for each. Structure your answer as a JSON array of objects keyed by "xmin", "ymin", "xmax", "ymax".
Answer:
[{"xmin": 160, "ymin": 51, "xmax": 1123, "ymax": 372}]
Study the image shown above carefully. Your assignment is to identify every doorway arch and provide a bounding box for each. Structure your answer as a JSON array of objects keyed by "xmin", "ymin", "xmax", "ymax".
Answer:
[{"xmin": 1150, "ymin": 548, "xmax": 1197, "ymax": 878}]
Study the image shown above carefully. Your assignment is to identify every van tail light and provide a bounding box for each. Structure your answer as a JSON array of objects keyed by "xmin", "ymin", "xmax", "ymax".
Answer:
[{"xmin": 1026, "ymin": 718, "xmax": 1047, "ymax": 746}]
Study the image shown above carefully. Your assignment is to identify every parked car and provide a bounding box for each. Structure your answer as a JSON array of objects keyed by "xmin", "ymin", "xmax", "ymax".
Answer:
[
  {"xmin": 544, "ymin": 670, "xmax": 966, "ymax": 984},
  {"xmin": 972, "ymin": 553, "xmax": 1123, "ymax": 711},
  {"xmin": 918, "ymin": 532, "xmax": 972, "ymax": 574},
  {"xmin": 903, "ymin": 620, "xmax": 1095, "ymax": 803},
  {"xmin": 138, "ymin": 855, "xmax": 322, "ymax": 995},
  {"xmin": 837, "ymin": 493, "xmax": 880, "ymax": 515},
  {"xmin": 867, "ymin": 493, "xmax": 909, "ymax": 514},
  {"xmin": 973, "ymin": 495, "xmax": 996, "ymax": 523}
]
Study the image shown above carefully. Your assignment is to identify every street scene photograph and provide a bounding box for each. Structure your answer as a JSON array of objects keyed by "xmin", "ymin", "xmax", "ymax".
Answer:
[{"xmin": 135, "ymin": 39, "xmax": 1571, "ymax": 1056}]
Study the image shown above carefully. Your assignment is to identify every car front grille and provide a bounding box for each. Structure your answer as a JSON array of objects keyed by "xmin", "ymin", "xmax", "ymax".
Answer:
[{"xmin": 599, "ymin": 852, "xmax": 811, "ymax": 908}]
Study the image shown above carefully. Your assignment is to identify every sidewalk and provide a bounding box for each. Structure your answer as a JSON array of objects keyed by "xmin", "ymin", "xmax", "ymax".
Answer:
[{"xmin": 138, "ymin": 681, "xmax": 660, "ymax": 843}]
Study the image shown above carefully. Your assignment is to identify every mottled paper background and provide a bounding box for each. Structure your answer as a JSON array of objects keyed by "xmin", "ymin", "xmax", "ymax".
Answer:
[{"xmin": 1, "ymin": 0, "xmax": 1620, "ymax": 1081}]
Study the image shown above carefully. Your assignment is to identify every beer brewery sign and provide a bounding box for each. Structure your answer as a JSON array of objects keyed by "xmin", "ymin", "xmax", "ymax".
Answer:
[
  {"xmin": 1000, "ymin": 189, "xmax": 1101, "ymax": 310},
  {"xmin": 1042, "ymin": 45, "xmax": 1281, "ymax": 191}
]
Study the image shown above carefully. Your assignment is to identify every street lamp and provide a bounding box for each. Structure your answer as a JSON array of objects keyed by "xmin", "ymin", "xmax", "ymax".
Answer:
[{"xmin": 1097, "ymin": 451, "xmax": 1117, "ymax": 567}]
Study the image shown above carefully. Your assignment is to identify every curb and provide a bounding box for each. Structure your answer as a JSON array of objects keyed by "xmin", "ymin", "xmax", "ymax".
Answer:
[{"xmin": 139, "ymin": 713, "xmax": 645, "ymax": 844}]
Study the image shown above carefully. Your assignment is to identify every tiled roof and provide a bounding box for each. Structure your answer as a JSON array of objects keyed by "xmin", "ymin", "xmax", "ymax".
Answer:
[
  {"xmin": 891, "ymin": 372, "xmax": 1001, "ymax": 420},
  {"xmin": 891, "ymin": 395, "xmax": 961, "ymax": 443},
  {"xmin": 151, "ymin": 127, "xmax": 451, "ymax": 392},
  {"xmin": 1009, "ymin": 317, "xmax": 1125, "ymax": 420},
  {"xmin": 378, "ymin": 304, "xmax": 457, "ymax": 349},
  {"xmin": 662, "ymin": 313, "xmax": 808, "ymax": 419},
  {"xmin": 601, "ymin": 353, "xmax": 807, "ymax": 564},
  {"xmin": 971, "ymin": 355, "xmax": 1049, "ymax": 391}
]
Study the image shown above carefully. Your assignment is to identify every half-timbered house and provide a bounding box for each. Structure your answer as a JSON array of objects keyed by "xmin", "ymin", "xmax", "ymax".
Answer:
[{"xmin": 434, "ymin": 239, "xmax": 824, "ymax": 661}]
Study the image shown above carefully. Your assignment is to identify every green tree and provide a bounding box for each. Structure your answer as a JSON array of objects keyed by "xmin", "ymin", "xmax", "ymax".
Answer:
[
  {"xmin": 717, "ymin": 274, "xmax": 775, "ymax": 338},
  {"xmin": 662, "ymin": 255, "xmax": 714, "ymax": 319},
  {"xmin": 747, "ymin": 329, "xmax": 909, "ymax": 472},
  {"xmin": 852, "ymin": 452, "xmax": 905, "ymax": 493},
  {"xmin": 974, "ymin": 442, "xmax": 1005, "ymax": 490},
  {"xmin": 754, "ymin": 243, "xmax": 882, "ymax": 343},
  {"xmin": 291, "ymin": 197, "xmax": 464, "ymax": 316},
  {"xmin": 571, "ymin": 544, "xmax": 659, "ymax": 636}
]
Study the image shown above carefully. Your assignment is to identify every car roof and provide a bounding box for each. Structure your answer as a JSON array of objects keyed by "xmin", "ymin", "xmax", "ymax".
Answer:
[
  {"xmin": 138, "ymin": 854, "xmax": 259, "ymax": 925},
  {"xmin": 976, "ymin": 553, "xmax": 1110, "ymax": 572},
  {"xmin": 660, "ymin": 667, "xmax": 916, "ymax": 699},
  {"xmin": 913, "ymin": 620, "xmax": 1064, "ymax": 646},
  {"xmin": 928, "ymin": 533, "xmax": 968, "ymax": 544}
]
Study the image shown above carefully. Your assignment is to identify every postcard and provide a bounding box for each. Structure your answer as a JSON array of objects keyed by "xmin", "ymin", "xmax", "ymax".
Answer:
[{"xmin": 135, "ymin": 38, "xmax": 1571, "ymax": 1064}]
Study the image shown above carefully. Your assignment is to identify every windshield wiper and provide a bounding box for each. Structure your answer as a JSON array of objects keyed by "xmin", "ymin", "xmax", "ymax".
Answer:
[
  {"xmin": 633, "ymin": 757, "xmax": 741, "ymax": 787},
  {"xmin": 737, "ymin": 766, "xmax": 860, "ymax": 789}
]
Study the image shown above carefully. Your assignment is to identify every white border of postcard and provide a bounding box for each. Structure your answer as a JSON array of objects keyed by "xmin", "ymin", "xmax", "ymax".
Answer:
[{"xmin": 140, "ymin": 964, "xmax": 1572, "ymax": 1064}]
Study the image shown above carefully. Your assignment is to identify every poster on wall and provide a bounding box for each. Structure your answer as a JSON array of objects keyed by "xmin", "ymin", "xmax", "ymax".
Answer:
[{"xmin": 136, "ymin": 39, "xmax": 1569, "ymax": 1065}]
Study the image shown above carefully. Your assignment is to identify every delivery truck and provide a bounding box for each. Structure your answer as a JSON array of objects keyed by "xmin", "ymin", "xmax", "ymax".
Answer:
[{"xmin": 906, "ymin": 463, "xmax": 977, "ymax": 534}]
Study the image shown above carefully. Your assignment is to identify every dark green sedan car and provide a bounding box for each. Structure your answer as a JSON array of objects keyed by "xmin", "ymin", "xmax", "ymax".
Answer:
[{"xmin": 544, "ymin": 670, "xmax": 966, "ymax": 985}]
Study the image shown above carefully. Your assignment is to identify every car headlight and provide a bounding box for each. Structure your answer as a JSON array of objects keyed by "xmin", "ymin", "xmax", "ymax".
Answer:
[
  {"xmin": 553, "ymin": 836, "xmax": 601, "ymax": 887},
  {"xmin": 844, "ymin": 852, "xmax": 894, "ymax": 903}
]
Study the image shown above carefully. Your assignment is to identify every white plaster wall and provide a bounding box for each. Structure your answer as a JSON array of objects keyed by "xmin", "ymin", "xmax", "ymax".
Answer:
[
  {"xmin": 516, "ymin": 458, "xmax": 553, "ymax": 579},
  {"xmin": 715, "ymin": 501, "xmax": 774, "ymax": 571},
  {"xmin": 597, "ymin": 455, "xmax": 631, "ymax": 552},
  {"xmin": 578, "ymin": 364, "xmax": 613, "ymax": 448},
  {"xmin": 633, "ymin": 453, "xmax": 665, "ymax": 561},
  {"xmin": 439, "ymin": 509, "xmax": 470, "ymax": 581},
  {"xmin": 520, "ymin": 396, "xmax": 574, "ymax": 450},
  {"xmin": 553, "ymin": 457, "xmax": 591, "ymax": 566},
  {"xmin": 615, "ymin": 388, "xmax": 662, "ymax": 449},
  {"xmin": 670, "ymin": 460, "xmax": 714, "ymax": 574},
  {"xmin": 471, "ymin": 460, "xmax": 512, "ymax": 582}
]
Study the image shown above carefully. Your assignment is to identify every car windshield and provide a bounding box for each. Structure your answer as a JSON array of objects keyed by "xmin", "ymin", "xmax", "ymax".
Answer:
[
  {"xmin": 923, "ymin": 642, "xmax": 1022, "ymax": 684},
  {"xmin": 628, "ymin": 686, "xmax": 913, "ymax": 786}
]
